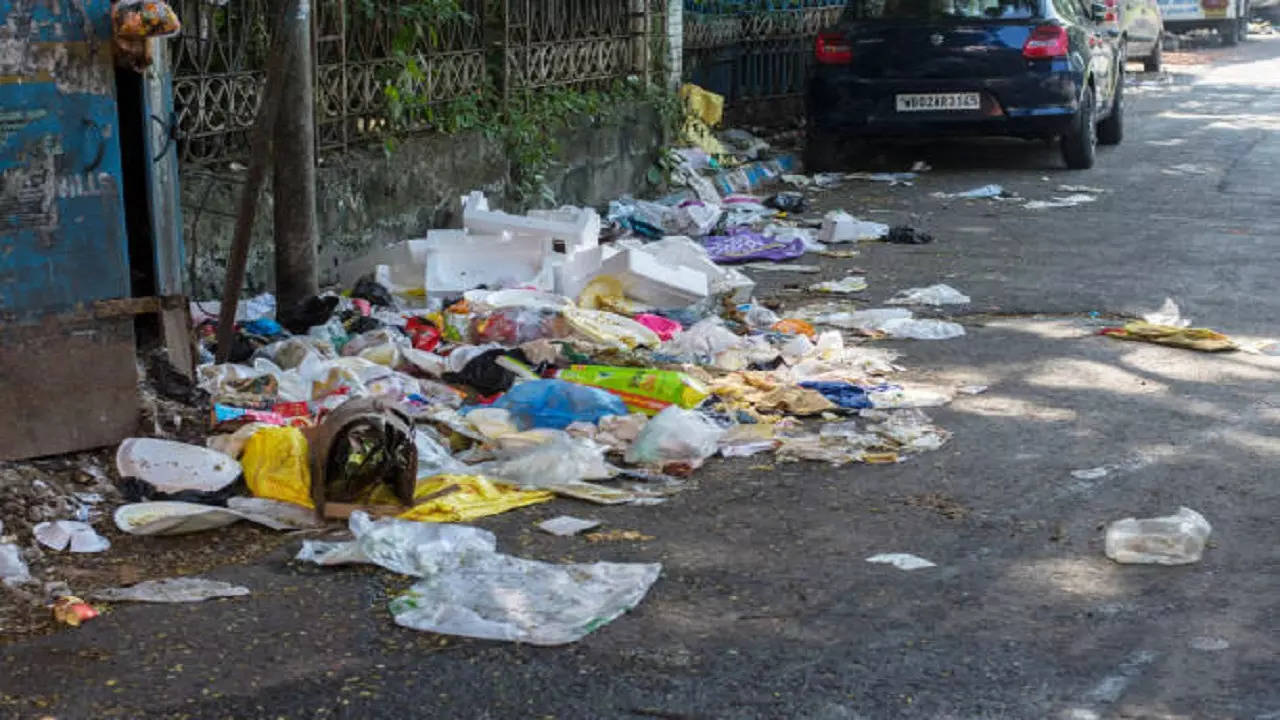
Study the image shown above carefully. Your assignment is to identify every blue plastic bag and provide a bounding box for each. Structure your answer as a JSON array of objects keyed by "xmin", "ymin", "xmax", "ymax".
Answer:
[{"xmin": 482, "ymin": 380, "xmax": 628, "ymax": 430}]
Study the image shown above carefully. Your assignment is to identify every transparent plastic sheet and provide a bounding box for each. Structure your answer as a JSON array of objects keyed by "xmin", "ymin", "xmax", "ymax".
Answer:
[
  {"xmin": 296, "ymin": 512, "xmax": 661, "ymax": 645},
  {"xmin": 862, "ymin": 409, "xmax": 952, "ymax": 453},
  {"xmin": 474, "ymin": 433, "xmax": 616, "ymax": 487},
  {"xmin": 90, "ymin": 578, "xmax": 251, "ymax": 603},
  {"xmin": 0, "ymin": 543, "xmax": 31, "ymax": 585},
  {"xmin": 1105, "ymin": 507, "xmax": 1212, "ymax": 565}
]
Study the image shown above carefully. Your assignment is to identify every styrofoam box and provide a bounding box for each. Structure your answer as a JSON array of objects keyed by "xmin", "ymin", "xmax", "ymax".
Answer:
[
  {"xmin": 424, "ymin": 230, "xmax": 555, "ymax": 300},
  {"xmin": 600, "ymin": 248, "xmax": 709, "ymax": 308}
]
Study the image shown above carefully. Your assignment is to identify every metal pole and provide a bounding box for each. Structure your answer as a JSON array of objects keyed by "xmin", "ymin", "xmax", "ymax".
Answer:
[
  {"xmin": 273, "ymin": 0, "xmax": 319, "ymax": 316},
  {"xmin": 214, "ymin": 0, "xmax": 299, "ymax": 363}
]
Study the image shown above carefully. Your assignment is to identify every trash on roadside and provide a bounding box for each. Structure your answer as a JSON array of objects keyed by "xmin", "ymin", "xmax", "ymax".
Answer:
[
  {"xmin": 557, "ymin": 366, "xmax": 710, "ymax": 415},
  {"xmin": 703, "ymin": 227, "xmax": 806, "ymax": 264},
  {"xmin": 932, "ymin": 184, "xmax": 1006, "ymax": 199},
  {"xmin": 1142, "ymin": 297, "xmax": 1191, "ymax": 328},
  {"xmin": 845, "ymin": 171, "xmax": 918, "ymax": 185},
  {"xmin": 887, "ymin": 284, "xmax": 971, "ymax": 305},
  {"xmin": 296, "ymin": 511, "xmax": 662, "ymax": 645},
  {"xmin": 241, "ymin": 426, "xmax": 314, "ymax": 509},
  {"xmin": 1023, "ymin": 193, "xmax": 1096, "ymax": 210},
  {"xmin": 52, "ymin": 596, "xmax": 99, "ymax": 627},
  {"xmin": 880, "ymin": 318, "xmax": 966, "ymax": 340},
  {"xmin": 1105, "ymin": 507, "xmax": 1212, "ymax": 565},
  {"xmin": 487, "ymin": 379, "xmax": 629, "ymax": 430},
  {"xmin": 397, "ymin": 475, "xmax": 553, "ymax": 523},
  {"xmin": 114, "ymin": 499, "xmax": 318, "ymax": 536},
  {"xmin": 809, "ymin": 276, "xmax": 868, "ymax": 294},
  {"xmin": 1, "ymin": 543, "xmax": 31, "ymax": 586},
  {"xmin": 1100, "ymin": 322, "xmax": 1237, "ymax": 352},
  {"xmin": 584, "ymin": 529, "xmax": 655, "ymax": 543},
  {"xmin": 33, "ymin": 521, "xmax": 110, "ymax": 553},
  {"xmin": 305, "ymin": 397, "xmax": 418, "ymax": 517},
  {"xmin": 90, "ymin": 577, "xmax": 251, "ymax": 603},
  {"xmin": 866, "ymin": 553, "xmax": 937, "ymax": 570},
  {"xmin": 116, "ymin": 438, "xmax": 242, "ymax": 495},
  {"xmin": 819, "ymin": 211, "xmax": 890, "ymax": 244},
  {"xmin": 626, "ymin": 406, "xmax": 724, "ymax": 472},
  {"xmin": 537, "ymin": 516, "xmax": 602, "ymax": 536},
  {"xmin": 885, "ymin": 226, "xmax": 934, "ymax": 245}
]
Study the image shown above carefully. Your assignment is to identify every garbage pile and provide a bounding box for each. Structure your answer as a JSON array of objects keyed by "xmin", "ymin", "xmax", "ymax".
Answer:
[{"xmin": 3, "ymin": 85, "xmax": 972, "ymax": 643}]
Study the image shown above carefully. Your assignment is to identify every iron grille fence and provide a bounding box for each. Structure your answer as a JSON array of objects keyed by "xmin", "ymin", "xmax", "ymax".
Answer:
[
  {"xmin": 682, "ymin": 0, "xmax": 846, "ymax": 125},
  {"xmin": 170, "ymin": 0, "xmax": 658, "ymax": 165}
]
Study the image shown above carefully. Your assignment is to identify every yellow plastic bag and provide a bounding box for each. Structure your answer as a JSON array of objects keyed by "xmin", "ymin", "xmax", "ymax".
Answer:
[
  {"xmin": 397, "ymin": 475, "xmax": 552, "ymax": 523},
  {"xmin": 679, "ymin": 84, "xmax": 724, "ymax": 127},
  {"xmin": 241, "ymin": 427, "xmax": 314, "ymax": 509}
]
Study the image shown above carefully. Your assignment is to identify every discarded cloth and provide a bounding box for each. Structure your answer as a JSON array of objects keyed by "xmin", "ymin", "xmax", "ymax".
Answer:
[
  {"xmin": 798, "ymin": 382, "xmax": 873, "ymax": 409},
  {"xmin": 702, "ymin": 228, "xmax": 805, "ymax": 264},
  {"xmin": 296, "ymin": 512, "xmax": 662, "ymax": 645}
]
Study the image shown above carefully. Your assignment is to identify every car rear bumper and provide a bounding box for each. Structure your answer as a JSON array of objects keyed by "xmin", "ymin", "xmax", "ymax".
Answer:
[{"xmin": 807, "ymin": 69, "xmax": 1082, "ymax": 138}]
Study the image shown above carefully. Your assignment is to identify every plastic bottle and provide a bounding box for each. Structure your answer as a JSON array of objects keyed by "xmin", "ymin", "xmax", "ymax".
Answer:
[{"xmin": 1104, "ymin": 507, "xmax": 1212, "ymax": 565}]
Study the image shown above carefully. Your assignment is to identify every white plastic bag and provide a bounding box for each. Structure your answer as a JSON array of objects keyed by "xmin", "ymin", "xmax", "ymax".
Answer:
[
  {"xmin": 626, "ymin": 406, "xmax": 724, "ymax": 469},
  {"xmin": 887, "ymin": 284, "xmax": 971, "ymax": 305},
  {"xmin": 33, "ymin": 520, "xmax": 110, "ymax": 553},
  {"xmin": 1105, "ymin": 507, "xmax": 1212, "ymax": 565},
  {"xmin": 819, "ymin": 211, "xmax": 889, "ymax": 243},
  {"xmin": 296, "ymin": 512, "xmax": 661, "ymax": 645},
  {"xmin": 880, "ymin": 318, "xmax": 966, "ymax": 340}
]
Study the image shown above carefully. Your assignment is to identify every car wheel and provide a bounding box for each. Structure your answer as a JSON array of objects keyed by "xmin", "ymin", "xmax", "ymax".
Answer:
[
  {"xmin": 1143, "ymin": 37, "xmax": 1162, "ymax": 72},
  {"xmin": 804, "ymin": 127, "xmax": 859, "ymax": 172},
  {"xmin": 1062, "ymin": 87, "xmax": 1097, "ymax": 170},
  {"xmin": 1098, "ymin": 70, "xmax": 1124, "ymax": 145},
  {"xmin": 1221, "ymin": 18, "xmax": 1239, "ymax": 45}
]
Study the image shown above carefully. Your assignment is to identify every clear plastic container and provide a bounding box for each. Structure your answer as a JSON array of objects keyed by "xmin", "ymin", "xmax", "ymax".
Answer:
[{"xmin": 1105, "ymin": 507, "xmax": 1212, "ymax": 565}]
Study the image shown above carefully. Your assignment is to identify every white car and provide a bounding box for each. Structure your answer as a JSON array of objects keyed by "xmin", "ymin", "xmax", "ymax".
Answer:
[{"xmin": 1157, "ymin": 0, "xmax": 1250, "ymax": 45}]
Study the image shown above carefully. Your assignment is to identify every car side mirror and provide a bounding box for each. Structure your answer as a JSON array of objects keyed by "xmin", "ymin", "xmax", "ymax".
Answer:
[{"xmin": 1090, "ymin": 2, "xmax": 1109, "ymax": 20}]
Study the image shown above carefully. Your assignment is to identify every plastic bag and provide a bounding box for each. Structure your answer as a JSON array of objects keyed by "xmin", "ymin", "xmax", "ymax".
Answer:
[
  {"xmin": 625, "ymin": 406, "xmax": 723, "ymax": 470},
  {"xmin": 241, "ymin": 426, "xmax": 314, "ymax": 509},
  {"xmin": 818, "ymin": 211, "xmax": 889, "ymax": 244},
  {"xmin": 887, "ymin": 284, "xmax": 971, "ymax": 305},
  {"xmin": 564, "ymin": 308, "xmax": 660, "ymax": 350},
  {"xmin": 397, "ymin": 475, "xmax": 553, "ymax": 523},
  {"xmin": 0, "ymin": 543, "xmax": 31, "ymax": 585},
  {"xmin": 487, "ymin": 379, "xmax": 628, "ymax": 430},
  {"xmin": 880, "ymin": 318, "xmax": 966, "ymax": 340},
  {"xmin": 297, "ymin": 511, "xmax": 661, "ymax": 645},
  {"xmin": 475, "ymin": 433, "xmax": 615, "ymax": 487},
  {"xmin": 660, "ymin": 317, "xmax": 742, "ymax": 362},
  {"xmin": 1105, "ymin": 507, "xmax": 1212, "ymax": 565},
  {"xmin": 556, "ymin": 365, "xmax": 710, "ymax": 415},
  {"xmin": 634, "ymin": 314, "xmax": 682, "ymax": 341},
  {"xmin": 113, "ymin": 0, "xmax": 181, "ymax": 39},
  {"xmin": 90, "ymin": 578, "xmax": 251, "ymax": 603}
]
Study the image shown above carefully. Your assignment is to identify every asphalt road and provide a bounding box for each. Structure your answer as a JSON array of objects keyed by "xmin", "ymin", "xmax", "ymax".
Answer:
[{"xmin": 4, "ymin": 36, "xmax": 1280, "ymax": 720}]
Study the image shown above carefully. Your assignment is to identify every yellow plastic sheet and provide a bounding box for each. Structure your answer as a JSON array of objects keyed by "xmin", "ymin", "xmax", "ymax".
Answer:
[
  {"xmin": 1101, "ymin": 322, "xmax": 1237, "ymax": 352},
  {"xmin": 679, "ymin": 84, "xmax": 728, "ymax": 156},
  {"xmin": 397, "ymin": 475, "xmax": 553, "ymax": 523},
  {"xmin": 241, "ymin": 426, "xmax": 314, "ymax": 509}
]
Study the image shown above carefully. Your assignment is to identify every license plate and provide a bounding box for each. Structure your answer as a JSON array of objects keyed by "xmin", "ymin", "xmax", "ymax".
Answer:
[{"xmin": 896, "ymin": 93, "xmax": 981, "ymax": 112}]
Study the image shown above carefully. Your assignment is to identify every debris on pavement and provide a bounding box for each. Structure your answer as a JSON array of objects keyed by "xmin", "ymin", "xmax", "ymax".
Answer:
[
  {"xmin": 90, "ymin": 577, "xmax": 251, "ymax": 603},
  {"xmin": 1023, "ymin": 193, "xmax": 1097, "ymax": 210},
  {"xmin": 51, "ymin": 596, "xmax": 99, "ymax": 627},
  {"xmin": 887, "ymin": 284, "xmax": 971, "ymax": 306},
  {"xmin": 584, "ymin": 529, "xmax": 655, "ymax": 543},
  {"xmin": 1, "ymin": 542, "xmax": 31, "ymax": 586},
  {"xmin": 931, "ymin": 184, "xmax": 1006, "ymax": 199},
  {"xmin": 537, "ymin": 516, "xmax": 602, "ymax": 536},
  {"xmin": 1105, "ymin": 507, "xmax": 1212, "ymax": 566},
  {"xmin": 885, "ymin": 226, "xmax": 933, "ymax": 244},
  {"xmin": 1142, "ymin": 297, "xmax": 1191, "ymax": 328},
  {"xmin": 1100, "ymin": 322, "xmax": 1237, "ymax": 352},
  {"xmin": 32, "ymin": 521, "xmax": 110, "ymax": 554},
  {"xmin": 866, "ymin": 553, "xmax": 937, "ymax": 570},
  {"xmin": 297, "ymin": 511, "xmax": 662, "ymax": 645},
  {"xmin": 809, "ymin": 276, "xmax": 869, "ymax": 294}
]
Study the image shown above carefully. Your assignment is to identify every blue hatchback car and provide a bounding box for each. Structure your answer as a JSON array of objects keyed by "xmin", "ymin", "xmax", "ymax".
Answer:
[{"xmin": 805, "ymin": 0, "xmax": 1125, "ymax": 170}]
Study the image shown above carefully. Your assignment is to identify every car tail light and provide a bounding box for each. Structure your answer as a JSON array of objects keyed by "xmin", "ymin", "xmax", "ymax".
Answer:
[
  {"xmin": 1103, "ymin": 0, "xmax": 1118, "ymax": 22},
  {"xmin": 1023, "ymin": 25, "xmax": 1069, "ymax": 59},
  {"xmin": 815, "ymin": 32, "xmax": 853, "ymax": 64}
]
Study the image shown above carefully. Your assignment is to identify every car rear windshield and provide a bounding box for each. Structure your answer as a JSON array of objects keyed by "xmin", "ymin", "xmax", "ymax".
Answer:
[{"xmin": 843, "ymin": 0, "xmax": 1044, "ymax": 20}]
